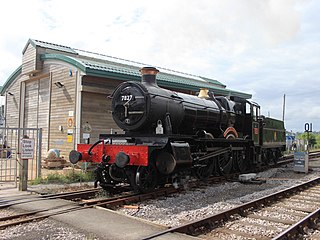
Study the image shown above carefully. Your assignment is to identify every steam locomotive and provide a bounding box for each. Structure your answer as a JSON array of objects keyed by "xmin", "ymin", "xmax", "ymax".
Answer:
[{"xmin": 69, "ymin": 67, "xmax": 286, "ymax": 192}]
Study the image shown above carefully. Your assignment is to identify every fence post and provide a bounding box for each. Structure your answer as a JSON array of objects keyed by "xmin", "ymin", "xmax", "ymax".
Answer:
[
  {"xmin": 19, "ymin": 136, "xmax": 35, "ymax": 191},
  {"xmin": 17, "ymin": 128, "xmax": 21, "ymax": 189},
  {"xmin": 37, "ymin": 128, "xmax": 42, "ymax": 178},
  {"xmin": 19, "ymin": 135, "xmax": 29, "ymax": 191},
  {"xmin": 19, "ymin": 158, "xmax": 28, "ymax": 191}
]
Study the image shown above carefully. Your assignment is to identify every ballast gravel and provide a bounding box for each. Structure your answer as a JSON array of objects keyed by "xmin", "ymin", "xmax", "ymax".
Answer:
[
  {"xmin": 118, "ymin": 165, "xmax": 320, "ymax": 228},
  {"xmin": 0, "ymin": 189, "xmax": 99, "ymax": 240},
  {"xmin": 0, "ymin": 217, "xmax": 98, "ymax": 240}
]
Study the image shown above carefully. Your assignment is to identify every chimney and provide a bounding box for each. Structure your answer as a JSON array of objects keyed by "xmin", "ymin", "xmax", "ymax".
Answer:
[{"xmin": 140, "ymin": 67, "xmax": 159, "ymax": 86}]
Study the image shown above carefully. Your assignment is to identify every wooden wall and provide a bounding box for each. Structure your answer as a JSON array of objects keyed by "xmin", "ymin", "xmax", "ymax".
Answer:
[
  {"xmin": 5, "ymin": 60, "xmax": 77, "ymax": 159},
  {"xmin": 80, "ymin": 76, "xmax": 124, "ymax": 143},
  {"xmin": 6, "ymin": 42, "xmax": 141, "ymax": 160},
  {"xmin": 22, "ymin": 44, "xmax": 37, "ymax": 75},
  {"xmin": 24, "ymin": 80, "xmax": 39, "ymax": 128},
  {"xmin": 5, "ymin": 75, "xmax": 23, "ymax": 128},
  {"xmin": 48, "ymin": 64, "xmax": 76, "ymax": 158}
]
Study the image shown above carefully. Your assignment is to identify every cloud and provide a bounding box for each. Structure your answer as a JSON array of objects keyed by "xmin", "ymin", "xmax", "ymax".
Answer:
[
  {"xmin": 139, "ymin": 0, "xmax": 301, "ymax": 67},
  {"xmin": 0, "ymin": 0, "xmax": 319, "ymax": 132}
]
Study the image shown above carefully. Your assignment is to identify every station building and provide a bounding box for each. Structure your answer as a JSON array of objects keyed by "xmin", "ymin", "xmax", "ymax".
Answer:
[{"xmin": 0, "ymin": 39, "xmax": 251, "ymax": 160}]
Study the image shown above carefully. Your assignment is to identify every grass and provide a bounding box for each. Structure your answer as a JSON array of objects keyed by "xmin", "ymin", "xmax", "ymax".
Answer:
[{"xmin": 30, "ymin": 170, "xmax": 95, "ymax": 185}]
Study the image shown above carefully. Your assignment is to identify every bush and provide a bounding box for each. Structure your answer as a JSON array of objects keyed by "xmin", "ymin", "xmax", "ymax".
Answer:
[{"xmin": 30, "ymin": 171, "xmax": 95, "ymax": 185}]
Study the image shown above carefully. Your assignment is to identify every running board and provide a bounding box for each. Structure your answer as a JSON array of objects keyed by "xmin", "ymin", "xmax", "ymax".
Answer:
[{"xmin": 198, "ymin": 147, "xmax": 231, "ymax": 162}]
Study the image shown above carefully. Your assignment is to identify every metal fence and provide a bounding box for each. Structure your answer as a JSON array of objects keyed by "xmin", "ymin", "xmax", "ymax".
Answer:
[{"xmin": 0, "ymin": 127, "xmax": 42, "ymax": 185}]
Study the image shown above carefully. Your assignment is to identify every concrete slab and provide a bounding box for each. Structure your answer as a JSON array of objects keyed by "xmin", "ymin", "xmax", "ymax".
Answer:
[{"xmin": 1, "ymin": 183, "xmax": 199, "ymax": 240}]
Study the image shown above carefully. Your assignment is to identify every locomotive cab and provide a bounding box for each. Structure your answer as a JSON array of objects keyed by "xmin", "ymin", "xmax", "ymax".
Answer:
[{"xmin": 238, "ymin": 100, "xmax": 286, "ymax": 165}]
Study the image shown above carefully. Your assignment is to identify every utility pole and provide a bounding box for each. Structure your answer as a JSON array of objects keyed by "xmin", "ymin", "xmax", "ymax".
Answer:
[{"xmin": 282, "ymin": 94, "xmax": 286, "ymax": 122}]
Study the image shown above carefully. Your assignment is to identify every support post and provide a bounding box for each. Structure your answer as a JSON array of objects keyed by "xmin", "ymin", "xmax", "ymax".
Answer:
[
  {"xmin": 19, "ymin": 159, "xmax": 28, "ymax": 191},
  {"xmin": 282, "ymin": 94, "xmax": 286, "ymax": 122},
  {"xmin": 19, "ymin": 135, "xmax": 34, "ymax": 191},
  {"xmin": 37, "ymin": 128, "xmax": 42, "ymax": 178}
]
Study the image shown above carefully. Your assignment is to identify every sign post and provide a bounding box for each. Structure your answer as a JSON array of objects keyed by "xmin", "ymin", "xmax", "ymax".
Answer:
[
  {"xmin": 304, "ymin": 122, "xmax": 313, "ymax": 152},
  {"xmin": 293, "ymin": 151, "xmax": 309, "ymax": 173},
  {"xmin": 294, "ymin": 122, "xmax": 313, "ymax": 174},
  {"xmin": 19, "ymin": 138, "xmax": 35, "ymax": 191}
]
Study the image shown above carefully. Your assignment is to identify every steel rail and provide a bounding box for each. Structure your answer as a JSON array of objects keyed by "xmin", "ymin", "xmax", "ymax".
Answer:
[
  {"xmin": 0, "ymin": 202, "xmax": 76, "ymax": 221},
  {"xmin": 0, "ymin": 205, "xmax": 87, "ymax": 229},
  {"xmin": 0, "ymin": 188, "xmax": 100, "ymax": 209},
  {"xmin": 0, "ymin": 176, "xmax": 235, "ymax": 229},
  {"xmin": 80, "ymin": 187, "xmax": 181, "ymax": 207},
  {"xmin": 272, "ymin": 207, "xmax": 320, "ymax": 240},
  {"xmin": 0, "ymin": 187, "xmax": 180, "ymax": 229}
]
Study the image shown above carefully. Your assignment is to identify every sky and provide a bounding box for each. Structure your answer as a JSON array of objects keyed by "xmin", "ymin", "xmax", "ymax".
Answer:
[{"xmin": 0, "ymin": 0, "xmax": 319, "ymax": 133}]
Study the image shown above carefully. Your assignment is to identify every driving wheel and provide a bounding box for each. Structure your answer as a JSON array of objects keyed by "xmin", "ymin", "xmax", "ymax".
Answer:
[{"xmin": 135, "ymin": 164, "xmax": 157, "ymax": 192}]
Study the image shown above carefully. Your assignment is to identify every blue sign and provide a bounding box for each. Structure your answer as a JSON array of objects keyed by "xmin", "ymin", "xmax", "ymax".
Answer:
[{"xmin": 286, "ymin": 135, "xmax": 295, "ymax": 141}]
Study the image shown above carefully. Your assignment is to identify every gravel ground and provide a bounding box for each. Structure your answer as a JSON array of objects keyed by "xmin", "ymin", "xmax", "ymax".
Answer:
[
  {"xmin": 118, "ymin": 164, "xmax": 320, "ymax": 227},
  {"xmin": 0, "ymin": 183, "xmax": 99, "ymax": 240},
  {"xmin": 28, "ymin": 182, "xmax": 95, "ymax": 195},
  {"xmin": 1, "ymin": 162, "xmax": 319, "ymax": 239},
  {"xmin": 0, "ymin": 217, "xmax": 98, "ymax": 240}
]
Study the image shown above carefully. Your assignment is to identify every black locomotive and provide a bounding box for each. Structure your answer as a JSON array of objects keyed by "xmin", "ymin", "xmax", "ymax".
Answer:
[{"xmin": 70, "ymin": 67, "xmax": 286, "ymax": 192}]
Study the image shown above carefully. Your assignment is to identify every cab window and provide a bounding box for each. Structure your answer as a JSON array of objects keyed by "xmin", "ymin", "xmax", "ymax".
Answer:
[{"xmin": 246, "ymin": 102, "xmax": 251, "ymax": 114}]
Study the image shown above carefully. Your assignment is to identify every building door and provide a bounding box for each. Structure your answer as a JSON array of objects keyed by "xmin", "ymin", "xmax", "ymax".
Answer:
[{"xmin": 24, "ymin": 78, "xmax": 49, "ymax": 158}]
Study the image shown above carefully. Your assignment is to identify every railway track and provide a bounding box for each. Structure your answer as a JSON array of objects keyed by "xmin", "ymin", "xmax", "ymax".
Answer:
[
  {"xmin": 282, "ymin": 150, "xmax": 320, "ymax": 161},
  {"xmin": 78, "ymin": 186, "xmax": 180, "ymax": 208},
  {"xmin": 142, "ymin": 177, "xmax": 320, "ymax": 239},
  {"xmin": 1, "ymin": 148, "xmax": 303, "ymax": 211},
  {"xmin": 0, "ymin": 188, "xmax": 101, "ymax": 209},
  {"xmin": 1, "ymin": 151, "xmax": 317, "ymax": 233},
  {"xmin": 0, "ymin": 175, "xmax": 237, "ymax": 230},
  {"xmin": 0, "ymin": 186, "xmax": 184, "ymax": 229},
  {"xmin": 0, "ymin": 173, "xmax": 294, "ymax": 231},
  {"xmin": 307, "ymin": 150, "xmax": 320, "ymax": 159}
]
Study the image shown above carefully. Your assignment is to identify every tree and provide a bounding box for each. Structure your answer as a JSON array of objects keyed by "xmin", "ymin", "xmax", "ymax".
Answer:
[{"xmin": 299, "ymin": 132, "xmax": 317, "ymax": 148}]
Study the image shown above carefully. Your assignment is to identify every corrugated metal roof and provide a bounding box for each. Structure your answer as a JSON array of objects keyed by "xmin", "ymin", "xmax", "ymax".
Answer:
[
  {"xmin": 23, "ymin": 39, "xmax": 78, "ymax": 55},
  {"xmin": 75, "ymin": 48, "xmax": 226, "ymax": 87},
  {"xmin": 80, "ymin": 58, "xmax": 249, "ymax": 97},
  {"xmin": 0, "ymin": 65, "xmax": 22, "ymax": 95},
  {"xmin": 26, "ymin": 39, "xmax": 227, "ymax": 87},
  {"xmin": 201, "ymin": 77, "xmax": 226, "ymax": 88},
  {"xmin": 41, "ymin": 54, "xmax": 251, "ymax": 99},
  {"xmin": 1, "ymin": 39, "xmax": 252, "ymax": 99}
]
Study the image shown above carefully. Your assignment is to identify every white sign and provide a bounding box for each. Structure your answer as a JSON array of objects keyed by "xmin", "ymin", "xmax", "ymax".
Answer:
[
  {"xmin": 293, "ymin": 151, "xmax": 309, "ymax": 173},
  {"xmin": 83, "ymin": 133, "xmax": 90, "ymax": 139},
  {"xmin": 21, "ymin": 138, "xmax": 35, "ymax": 159}
]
